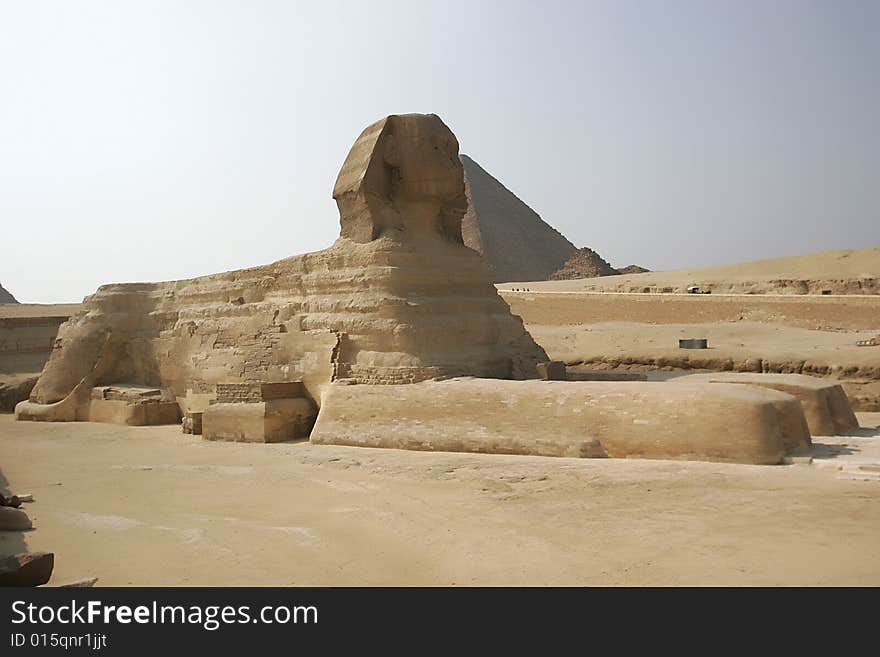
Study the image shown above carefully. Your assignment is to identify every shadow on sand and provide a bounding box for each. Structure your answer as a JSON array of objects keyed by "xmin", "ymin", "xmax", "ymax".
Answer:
[
  {"xmin": 810, "ymin": 442, "xmax": 859, "ymax": 460},
  {"xmin": 840, "ymin": 425, "xmax": 880, "ymax": 438},
  {"xmin": 809, "ymin": 421, "xmax": 880, "ymax": 462}
]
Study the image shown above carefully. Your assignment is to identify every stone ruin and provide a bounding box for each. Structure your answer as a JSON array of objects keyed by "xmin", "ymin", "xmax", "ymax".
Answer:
[
  {"xmin": 15, "ymin": 113, "xmax": 860, "ymax": 463},
  {"xmin": 201, "ymin": 382, "xmax": 315, "ymax": 443}
]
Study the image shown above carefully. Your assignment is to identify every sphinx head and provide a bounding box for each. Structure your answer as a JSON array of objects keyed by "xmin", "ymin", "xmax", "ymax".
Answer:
[{"xmin": 332, "ymin": 114, "xmax": 467, "ymax": 243}]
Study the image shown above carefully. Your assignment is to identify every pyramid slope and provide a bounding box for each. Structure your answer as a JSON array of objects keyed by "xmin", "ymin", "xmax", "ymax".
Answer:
[
  {"xmin": 461, "ymin": 155, "xmax": 577, "ymax": 282},
  {"xmin": 0, "ymin": 283, "xmax": 18, "ymax": 304}
]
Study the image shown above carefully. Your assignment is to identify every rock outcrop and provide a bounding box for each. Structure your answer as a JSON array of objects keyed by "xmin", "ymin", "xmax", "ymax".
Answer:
[
  {"xmin": 672, "ymin": 373, "xmax": 858, "ymax": 436},
  {"xmin": 18, "ymin": 114, "xmax": 547, "ymax": 422},
  {"xmin": 461, "ymin": 155, "xmax": 577, "ymax": 282},
  {"xmin": 0, "ymin": 283, "xmax": 18, "ymax": 304},
  {"xmin": 311, "ymin": 379, "xmax": 811, "ymax": 464}
]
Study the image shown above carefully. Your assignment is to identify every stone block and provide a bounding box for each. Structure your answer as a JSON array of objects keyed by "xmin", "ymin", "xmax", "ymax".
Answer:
[
  {"xmin": 202, "ymin": 398, "xmax": 316, "ymax": 443},
  {"xmin": 311, "ymin": 378, "xmax": 810, "ymax": 465},
  {"xmin": 536, "ymin": 361, "xmax": 566, "ymax": 380},
  {"xmin": 673, "ymin": 373, "xmax": 859, "ymax": 436},
  {"xmin": 87, "ymin": 397, "xmax": 180, "ymax": 426},
  {"xmin": 214, "ymin": 382, "xmax": 306, "ymax": 404},
  {"xmin": 182, "ymin": 411, "xmax": 203, "ymax": 435}
]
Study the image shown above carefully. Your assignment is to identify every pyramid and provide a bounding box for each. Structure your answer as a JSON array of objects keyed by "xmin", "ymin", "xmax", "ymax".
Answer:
[
  {"xmin": 549, "ymin": 252, "xmax": 651, "ymax": 280},
  {"xmin": 549, "ymin": 247, "xmax": 617, "ymax": 280},
  {"xmin": 0, "ymin": 283, "xmax": 18, "ymax": 304},
  {"xmin": 616, "ymin": 265, "xmax": 650, "ymax": 275},
  {"xmin": 461, "ymin": 155, "xmax": 577, "ymax": 282}
]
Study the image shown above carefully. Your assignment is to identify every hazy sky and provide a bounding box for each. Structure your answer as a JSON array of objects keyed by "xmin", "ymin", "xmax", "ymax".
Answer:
[{"xmin": 2, "ymin": 1, "xmax": 878, "ymax": 303}]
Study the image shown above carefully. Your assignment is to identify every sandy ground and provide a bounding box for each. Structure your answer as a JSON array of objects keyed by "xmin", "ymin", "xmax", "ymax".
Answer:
[
  {"xmin": 501, "ymin": 291, "xmax": 880, "ymax": 408},
  {"xmin": 529, "ymin": 321, "xmax": 878, "ymax": 366},
  {"xmin": 1, "ymin": 413, "xmax": 879, "ymax": 586},
  {"xmin": 500, "ymin": 246, "xmax": 880, "ymax": 294},
  {"xmin": 500, "ymin": 290, "xmax": 880, "ymax": 331}
]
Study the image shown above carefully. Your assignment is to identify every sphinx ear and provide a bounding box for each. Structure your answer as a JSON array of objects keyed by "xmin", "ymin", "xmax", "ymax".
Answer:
[{"xmin": 383, "ymin": 134, "xmax": 400, "ymax": 167}]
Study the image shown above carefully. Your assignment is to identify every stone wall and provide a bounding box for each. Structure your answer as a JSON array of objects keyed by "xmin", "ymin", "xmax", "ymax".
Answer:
[
  {"xmin": 215, "ymin": 382, "xmax": 306, "ymax": 404},
  {"xmin": 0, "ymin": 316, "xmax": 70, "ymax": 375},
  {"xmin": 0, "ymin": 311, "xmax": 75, "ymax": 412}
]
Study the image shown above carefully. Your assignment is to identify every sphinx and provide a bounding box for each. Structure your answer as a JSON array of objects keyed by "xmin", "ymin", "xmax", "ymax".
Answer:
[
  {"xmin": 17, "ymin": 114, "xmax": 547, "ymax": 423},
  {"xmin": 18, "ymin": 113, "xmax": 818, "ymax": 464}
]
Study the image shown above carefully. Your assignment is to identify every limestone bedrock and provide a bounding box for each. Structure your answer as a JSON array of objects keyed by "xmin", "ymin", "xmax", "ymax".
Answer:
[
  {"xmin": 672, "ymin": 373, "xmax": 858, "ymax": 437},
  {"xmin": 310, "ymin": 379, "xmax": 810, "ymax": 464},
  {"xmin": 17, "ymin": 113, "xmax": 547, "ymax": 422}
]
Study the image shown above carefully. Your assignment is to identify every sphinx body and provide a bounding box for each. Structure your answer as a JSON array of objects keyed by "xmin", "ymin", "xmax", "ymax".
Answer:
[{"xmin": 20, "ymin": 114, "xmax": 548, "ymax": 419}]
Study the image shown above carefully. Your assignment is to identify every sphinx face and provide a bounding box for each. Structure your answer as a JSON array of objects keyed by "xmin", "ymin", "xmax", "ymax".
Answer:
[
  {"xmin": 333, "ymin": 113, "xmax": 468, "ymax": 243},
  {"xmin": 387, "ymin": 114, "xmax": 464, "ymax": 204}
]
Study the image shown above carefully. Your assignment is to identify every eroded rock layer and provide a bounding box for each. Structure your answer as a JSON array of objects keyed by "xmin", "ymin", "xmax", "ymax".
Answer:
[{"xmin": 311, "ymin": 379, "xmax": 810, "ymax": 464}]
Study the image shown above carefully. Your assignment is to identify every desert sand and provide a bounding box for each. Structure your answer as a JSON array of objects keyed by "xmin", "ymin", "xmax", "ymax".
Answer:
[
  {"xmin": 501, "ymin": 290, "xmax": 880, "ymax": 410},
  {"xmin": 1, "ymin": 413, "xmax": 879, "ymax": 586},
  {"xmin": 500, "ymin": 247, "xmax": 880, "ymax": 294}
]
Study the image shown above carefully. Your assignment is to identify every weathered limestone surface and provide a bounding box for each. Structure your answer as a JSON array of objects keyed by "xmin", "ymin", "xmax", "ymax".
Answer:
[
  {"xmin": 216, "ymin": 382, "xmax": 305, "ymax": 403},
  {"xmin": 537, "ymin": 361, "xmax": 648, "ymax": 382},
  {"xmin": 310, "ymin": 379, "xmax": 810, "ymax": 464},
  {"xmin": 0, "ymin": 375, "xmax": 38, "ymax": 413},
  {"xmin": 182, "ymin": 411, "xmax": 203, "ymax": 435},
  {"xmin": 86, "ymin": 385, "xmax": 181, "ymax": 426},
  {"xmin": 0, "ymin": 311, "xmax": 72, "ymax": 411},
  {"xmin": 202, "ymin": 399, "xmax": 316, "ymax": 443},
  {"xmin": 672, "ymin": 372, "xmax": 859, "ymax": 436},
  {"xmin": 202, "ymin": 382, "xmax": 316, "ymax": 442},
  {"xmin": 15, "ymin": 333, "xmax": 127, "ymax": 422},
  {"xmin": 18, "ymin": 114, "xmax": 547, "ymax": 423},
  {"xmin": 0, "ymin": 315, "xmax": 69, "ymax": 376},
  {"xmin": 536, "ymin": 360, "xmax": 566, "ymax": 380}
]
